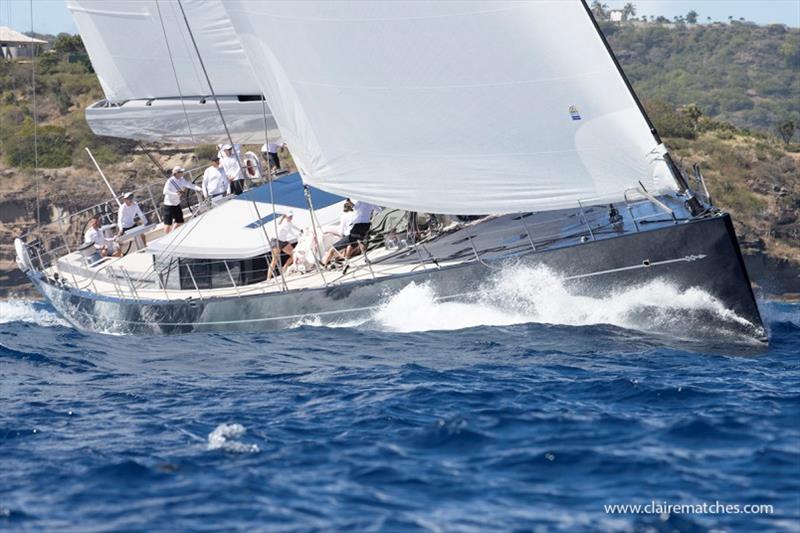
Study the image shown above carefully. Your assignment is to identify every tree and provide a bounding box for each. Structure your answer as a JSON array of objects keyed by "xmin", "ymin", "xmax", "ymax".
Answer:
[
  {"xmin": 682, "ymin": 104, "xmax": 703, "ymax": 130},
  {"xmin": 777, "ymin": 120, "xmax": 796, "ymax": 145},
  {"xmin": 590, "ymin": 1, "xmax": 609, "ymax": 21},
  {"xmin": 686, "ymin": 10, "xmax": 698, "ymax": 24},
  {"xmin": 52, "ymin": 34, "xmax": 86, "ymax": 55},
  {"xmin": 781, "ymin": 39, "xmax": 800, "ymax": 67},
  {"xmin": 622, "ymin": 2, "xmax": 636, "ymax": 21}
]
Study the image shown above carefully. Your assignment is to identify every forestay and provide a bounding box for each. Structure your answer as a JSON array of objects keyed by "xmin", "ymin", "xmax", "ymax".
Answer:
[
  {"xmin": 223, "ymin": 0, "xmax": 676, "ymax": 215},
  {"xmin": 66, "ymin": 0, "xmax": 261, "ymax": 102}
]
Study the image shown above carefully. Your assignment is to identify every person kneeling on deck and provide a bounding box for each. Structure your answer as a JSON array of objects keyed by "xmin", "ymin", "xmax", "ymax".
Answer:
[
  {"xmin": 85, "ymin": 214, "xmax": 121, "ymax": 260},
  {"xmin": 116, "ymin": 192, "xmax": 148, "ymax": 245},
  {"xmin": 162, "ymin": 166, "xmax": 201, "ymax": 234},
  {"xmin": 267, "ymin": 211, "xmax": 302, "ymax": 281},
  {"xmin": 202, "ymin": 156, "xmax": 229, "ymax": 200},
  {"xmin": 322, "ymin": 199, "xmax": 357, "ymax": 266}
]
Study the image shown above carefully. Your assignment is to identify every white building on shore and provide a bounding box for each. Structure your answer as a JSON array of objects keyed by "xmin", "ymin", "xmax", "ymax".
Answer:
[{"xmin": 0, "ymin": 26, "xmax": 47, "ymax": 60}]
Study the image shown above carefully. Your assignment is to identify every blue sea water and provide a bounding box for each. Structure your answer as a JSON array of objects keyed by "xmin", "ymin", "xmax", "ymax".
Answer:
[{"xmin": 0, "ymin": 290, "xmax": 798, "ymax": 531}]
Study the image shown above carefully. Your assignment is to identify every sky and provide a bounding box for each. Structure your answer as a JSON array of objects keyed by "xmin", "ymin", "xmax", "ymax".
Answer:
[
  {"xmin": 605, "ymin": 0, "xmax": 800, "ymax": 25},
  {"xmin": 0, "ymin": 0, "xmax": 798, "ymax": 36}
]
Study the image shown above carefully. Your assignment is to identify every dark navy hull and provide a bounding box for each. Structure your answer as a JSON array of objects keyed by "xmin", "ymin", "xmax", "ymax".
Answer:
[{"xmin": 29, "ymin": 213, "xmax": 764, "ymax": 339}]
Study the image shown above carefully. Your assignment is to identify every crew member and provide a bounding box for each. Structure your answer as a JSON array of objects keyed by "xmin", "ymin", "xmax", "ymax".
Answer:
[
  {"xmin": 261, "ymin": 141, "xmax": 284, "ymax": 175},
  {"xmin": 162, "ymin": 166, "xmax": 201, "ymax": 234},
  {"xmin": 267, "ymin": 211, "xmax": 302, "ymax": 280},
  {"xmin": 322, "ymin": 199, "xmax": 356, "ymax": 266},
  {"xmin": 221, "ymin": 144, "xmax": 244, "ymax": 195},
  {"xmin": 85, "ymin": 213, "xmax": 120, "ymax": 259},
  {"xmin": 116, "ymin": 192, "xmax": 149, "ymax": 244},
  {"xmin": 202, "ymin": 156, "xmax": 229, "ymax": 200},
  {"xmin": 344, "ymin": 200, "xmax": 378, "ymax": 259}
]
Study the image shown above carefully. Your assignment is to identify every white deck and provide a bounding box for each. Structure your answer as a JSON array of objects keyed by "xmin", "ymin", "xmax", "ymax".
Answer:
[{"xmin": 48, "ymin": 223, "xmax": 459, "ymax": 302}]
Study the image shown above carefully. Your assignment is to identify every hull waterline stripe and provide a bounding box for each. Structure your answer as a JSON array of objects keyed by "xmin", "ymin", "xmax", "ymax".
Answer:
[{"xmin": 50, "ymin": 254, "xmax": 708, "ymax": 329}]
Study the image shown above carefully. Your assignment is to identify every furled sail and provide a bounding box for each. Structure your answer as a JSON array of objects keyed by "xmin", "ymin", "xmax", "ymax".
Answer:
[
  {"xmin": 67, "ymin": 0, "xmax": 277, "ymax": 143},
  {"xmin": 223, "ymin": 0, "xmax": 676, "ymax": 215}
]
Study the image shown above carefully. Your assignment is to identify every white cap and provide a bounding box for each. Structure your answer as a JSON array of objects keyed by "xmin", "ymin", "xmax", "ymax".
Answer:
[
  {"xmin": 172, "ymin": 166, "xmax": 185, "ymax": 174},
  {"xmin": 122, "ymin": 192, "xmax": 134, "ymax": 200},
  {"xmin": 286, "ymin": 210, "xmax": 294, "ymax": 217},
  {"xmin": 222, "ymin": 144, "xmax": 233, "ymax": 150}
]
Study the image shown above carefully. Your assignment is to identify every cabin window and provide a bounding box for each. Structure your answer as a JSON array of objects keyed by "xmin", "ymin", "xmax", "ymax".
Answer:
[{"xmin": 176, "ymin": 255, "xmax": 276, "ymax": 290}]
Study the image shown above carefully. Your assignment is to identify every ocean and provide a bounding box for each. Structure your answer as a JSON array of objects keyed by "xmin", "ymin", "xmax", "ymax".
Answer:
[{"xmin": 1, "ymin": 276, "xmax": 798, "ymax": 531}]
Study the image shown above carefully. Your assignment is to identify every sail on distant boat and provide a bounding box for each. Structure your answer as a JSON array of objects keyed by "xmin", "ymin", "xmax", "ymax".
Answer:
[{"xmin": 66, "ymin": 0, "xmax": 279, "ymax": 143}]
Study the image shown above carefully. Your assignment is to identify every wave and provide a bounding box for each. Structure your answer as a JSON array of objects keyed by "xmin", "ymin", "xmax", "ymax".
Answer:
[
  {"xmin": 0, "ymin": 300, "xmax": 69, "ymax": 328},
  {"xmin": 207, "ymin": 423, "xmax": 259, "ymax": 453},
  {"xmin": 345, "ymin": 265, "xmax": 764, "ymax": 339}
]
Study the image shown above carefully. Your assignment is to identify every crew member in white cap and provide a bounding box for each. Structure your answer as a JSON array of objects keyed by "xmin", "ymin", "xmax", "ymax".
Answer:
[
  {"xmin": 220, "ymin": 144, "xmax": 244, "ymax": 195},
  {"xmin": 162, "ymin": 166, "xmax": 201, "ymax": 234},
  {"xmin": 202, "ymin": 155, "xmax": 229, "ymax": 200},
  {"xmin": 116, "ymin": 192, "xmax": 149, "ymax": 244},
  {"xmin": 267, "ymin": 211, "xmax": 302, "ymax": 280}
]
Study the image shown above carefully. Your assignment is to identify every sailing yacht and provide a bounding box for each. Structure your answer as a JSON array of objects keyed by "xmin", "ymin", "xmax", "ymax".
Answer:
[{"xmin": 14, "ymin": 0, "xmax": 765, "ymax": 338}]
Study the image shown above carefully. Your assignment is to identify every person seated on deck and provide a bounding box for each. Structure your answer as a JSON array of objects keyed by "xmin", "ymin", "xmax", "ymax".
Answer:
[
  {"xmin": 322, "ymin": 199, "xmax": 357, "ymax": 267},
  {"xmin": 116, "ymin": 192, "xmax": 149, "ymax": 245},
  {"xmin": 202, "ymin": 156, "xmax": 229, "ymax": 200},
  {"xmin": 343, "ymin": 200, "xmax": 379, "ymax": 260},
  {"xmin": 267, "ymin": 211, "xmax": 302, "ymax": 281},
  {"xmin": 85, "ymin": 214, "xmax": 121, "ymax": 260},
  {"xmin": 162, "ymin": 166, "xmax": 201, "ymax": 234}
]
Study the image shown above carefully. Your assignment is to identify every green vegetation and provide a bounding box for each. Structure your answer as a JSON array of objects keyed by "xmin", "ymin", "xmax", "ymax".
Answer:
[
  {"xmin": 600, "ymin": 16, "xmax": 799, "ymax": 134},
  {"xmin": 0, "ymin": 33, "xmax": 134, "ymax": 169}
]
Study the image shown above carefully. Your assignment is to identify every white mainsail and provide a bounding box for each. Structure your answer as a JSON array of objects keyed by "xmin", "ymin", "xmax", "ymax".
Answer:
[{"xmin": 223, "ymin": 0, "xmax": 675, "ymax": 215}]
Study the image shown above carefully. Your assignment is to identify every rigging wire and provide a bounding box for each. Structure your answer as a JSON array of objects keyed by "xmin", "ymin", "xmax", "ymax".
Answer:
[
  {"xmin": 155, "ymin": 0, "xmax": 195, "ymax": 144},
  {"xmin": 175, "ymin": 0, "xmax": 288, "ymax": 291},
  {"xmin": 29, "ymin": 0, "xmax": 40, "ymax": 228}
]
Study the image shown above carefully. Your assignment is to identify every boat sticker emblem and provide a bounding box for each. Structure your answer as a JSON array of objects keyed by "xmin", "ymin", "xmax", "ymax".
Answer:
[{"xmin": 569, "ymin": 105, "xmax": 582, "ymax": 121}]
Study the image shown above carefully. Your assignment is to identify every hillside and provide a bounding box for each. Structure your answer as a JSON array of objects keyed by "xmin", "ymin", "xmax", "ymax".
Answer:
[
  {"xmin": 603, "ymin": 19, "xmax": 799, "ymax": 133},
  {"xmin": 0, "ymin": 22, "xmax": 798, "ymax": 297}
]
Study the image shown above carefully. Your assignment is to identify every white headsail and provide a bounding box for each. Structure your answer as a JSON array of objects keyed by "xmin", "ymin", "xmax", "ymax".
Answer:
[
  {"xmin": 66, "ymin": 0, "xmax": 260, "ymax": 101},
  {"xmin": 223, "ymin": 0, "xmax": 675, "ymax": 215},
  {"xmin": 67, "ymin": 0, "xmax": 276, "ymax": 144}
]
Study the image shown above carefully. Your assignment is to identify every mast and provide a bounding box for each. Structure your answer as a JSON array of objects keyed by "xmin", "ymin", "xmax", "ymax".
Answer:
[{"xmin": 578, "ymin": 0, "xmax": 700, "ymax": 211}]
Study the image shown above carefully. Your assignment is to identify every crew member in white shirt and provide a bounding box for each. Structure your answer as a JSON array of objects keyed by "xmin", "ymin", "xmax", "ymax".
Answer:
[
  {"xmin": 116, "ymin": 192, "xmax": 149, "ymax": 244},
  {"xmin": 84, "ymin": 214, "xmax": 120, "ymax": 259},
  {"xmin": 261, "ymin": 141, "xmax": 285, "ymax": 175},
  {"xmin": 221, "ymin": 144, "xmax": 244, "ymax": 195},
  {"xmin": 344, "ymin": 200, "xmax": 379, "ymax": 259},
  {"xmin": 202, "ymin": 156, "xmax": 229, "ymax": 200},
  {"xmin": 267, "ymin": 211, "xmax": 302, "ymax": 280},
  {"xmin": 322, "ymin": 199, "xmax": 357, "ymax": 266},
  {"xmin": 162, "ymin": 166, "xmax": 201, "ymax": 234}
]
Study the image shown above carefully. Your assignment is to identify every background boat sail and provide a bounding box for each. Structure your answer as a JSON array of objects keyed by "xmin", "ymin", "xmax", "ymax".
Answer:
[
  {"xmin": 14, "ymin": 0, "xmax": 764, "ymax": 338},
  {"xmin": 66, "ymin": 0, "xmax": 279, "ymax": 144}
]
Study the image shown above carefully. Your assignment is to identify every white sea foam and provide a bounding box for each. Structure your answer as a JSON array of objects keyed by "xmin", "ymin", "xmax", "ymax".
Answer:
[
  {"xmin": 207, "ymin": 423, "xmax": 259, "ymax": 453},
  {"xmin": 360, "ymin": 264, "xmax": 761, "ymax": 337},
  {"xmin": 0, "ymin": 300, "xmax": 69, "ymax": 328}
]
